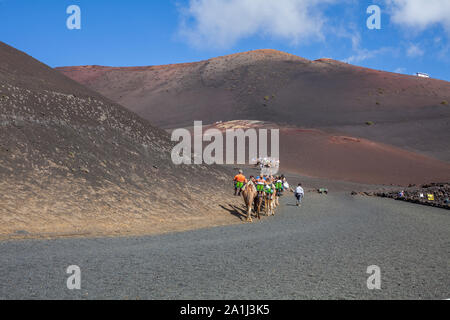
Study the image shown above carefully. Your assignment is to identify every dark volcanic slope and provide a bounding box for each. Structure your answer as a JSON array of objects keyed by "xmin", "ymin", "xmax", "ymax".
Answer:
[
  {"xmin": 57, "ymin": 49, "xmax": 450, "ymax": 161},
  {"xmin": 0, "ymin": 42, "xmax": 236, "ymax": 239}
]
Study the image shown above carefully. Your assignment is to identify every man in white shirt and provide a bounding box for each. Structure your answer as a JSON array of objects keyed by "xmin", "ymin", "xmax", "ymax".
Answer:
[{"xmin": 295, "ymin": 183, "xmax": 304, "ymax": 207}]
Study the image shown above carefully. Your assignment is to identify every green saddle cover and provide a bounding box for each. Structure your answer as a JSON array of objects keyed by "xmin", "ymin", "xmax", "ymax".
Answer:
[
  {"xmin": 235, "ymin": 181, "xmax": 244, "ymax": 189},
  {"xmin": 236, "ymin": 182, "xmax": 244, "ymax": 189},
  {"xmin": 264, "ymin": 186, "xmax": 274, "ymax": 194}
]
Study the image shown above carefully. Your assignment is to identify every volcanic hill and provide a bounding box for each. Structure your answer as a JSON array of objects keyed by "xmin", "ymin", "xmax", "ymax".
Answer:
[
  {"xmin": 0, "ymin": 41, "xmax": 237, "ymax": 239},
  {"xmin": 57, "ymin": 49, "xmax": 450, "ymax": 163},
  {"xmin": 57, "ymin": 50, "xmax": 450, "ymax": 185}
]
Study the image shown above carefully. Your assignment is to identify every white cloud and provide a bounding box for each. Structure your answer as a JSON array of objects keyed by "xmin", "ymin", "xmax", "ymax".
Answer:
[
  {"xmin": 333, "ymin": 24, "xmax": 361, "ymax": 51},
  {"xmin": 178, "ymin": 0, "xmax": 335, "ymax": 48},
  {"xmin": 345, "ymin": 47, "xmax": 394, "ymax": 64},
  {"xmin": 340, "ymin": 28, "xmax": 396, "ymax": 64},
  {"xmin": 437, "ymin": 44, "xmax": 450, "ymax": 61},
  {"xmin": 406, "ymin": 44, "xmax": 424, "ymax": 57},
  {"xmin": 386, "ymin": 0, "xmax": 450, "ymax": 33},
  {"xmin": 394, "ymin": 67, "xmax": 406, "ymax": 74}
]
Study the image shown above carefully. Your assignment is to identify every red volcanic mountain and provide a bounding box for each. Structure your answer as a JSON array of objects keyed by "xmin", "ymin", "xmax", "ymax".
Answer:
[
  {"xmin": 58, "ymin": 49, "xmax": 450, "ymax": 161},
  {"xmin": 57, "ymin": 49, "xmax": 450, "ymax": 185}
]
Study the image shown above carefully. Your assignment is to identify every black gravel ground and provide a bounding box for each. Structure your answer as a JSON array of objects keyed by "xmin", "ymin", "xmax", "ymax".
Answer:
[{"xmin": 0, "ymin": 193, "xmax": 448, "ymax": 300}]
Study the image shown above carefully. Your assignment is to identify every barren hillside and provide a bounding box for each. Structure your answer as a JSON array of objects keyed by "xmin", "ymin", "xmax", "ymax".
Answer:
[
  {"xmin": 58, "ymin": 49, "xmax": 450, "ymax": 162},
  {"xmin": 0, "ymin": 42, "xmax": 238, "ymax": 239}
]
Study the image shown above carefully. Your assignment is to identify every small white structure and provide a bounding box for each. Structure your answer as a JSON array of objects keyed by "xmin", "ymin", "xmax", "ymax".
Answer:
[{"xmin": 416, "ymin": 72, "xmax": 430, "ymax": 78}]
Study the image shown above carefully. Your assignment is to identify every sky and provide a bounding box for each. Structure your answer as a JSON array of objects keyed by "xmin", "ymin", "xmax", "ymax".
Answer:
[{"xmin": 0, "ymin": 0, "xmax": 449, "ymax": 81}]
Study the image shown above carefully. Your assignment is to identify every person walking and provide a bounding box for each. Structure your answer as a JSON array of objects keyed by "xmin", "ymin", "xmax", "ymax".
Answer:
[{"xmin": 294, "ymin": 183, "xmax": 304, "ymax": 207}]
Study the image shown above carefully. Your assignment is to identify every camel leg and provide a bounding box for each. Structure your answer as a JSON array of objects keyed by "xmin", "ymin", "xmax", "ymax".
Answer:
[
  {"xmin": 253, "ymin": 197, "xmax": 259, "ymax": 220},
  {"xmin": 269, "ymin": 197, "xmax": 275, "ymax": 216},
  {"xmin": 268, "ymin": 201, "xmax": 272, "ymax": 216},
  {"xmin": 247, "ymin": 204, "xmax": 253, "ymax": 222},
  {"xmin": 257, "ymin": 198, "xmax": 262, "ymax": 220},
  {"xmin": 272, "ymin": 200, "xmax": 275, "ymax": 215}
]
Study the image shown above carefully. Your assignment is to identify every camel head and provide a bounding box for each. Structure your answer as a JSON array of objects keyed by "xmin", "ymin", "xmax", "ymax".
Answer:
[{"xmin": 242, "ymin": 180, "xmax": 255, "ymax": 192}]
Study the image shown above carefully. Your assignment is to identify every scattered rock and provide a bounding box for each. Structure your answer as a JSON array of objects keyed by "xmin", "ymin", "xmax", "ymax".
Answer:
[
  {"xmin": 14, "ymin": 230, "xmax": 29, "ymax": 235},
  {"xmin": 376, "ymin": 183, "xmax": 450, "ymax": 210},
  {"xmin": 80, "ymin": 166, "xmax": 90, "ymax": 173}
]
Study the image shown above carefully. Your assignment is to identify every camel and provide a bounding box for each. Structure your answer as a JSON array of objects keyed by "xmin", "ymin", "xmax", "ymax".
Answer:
[
  {"xmin": 241, "ymin": 181, "xmax": 257, "ymax": 222},
  {"xmin": 265, "ymin": 183, "xmax": 277, "ymax": 216},
  {"xmin": 274, "ymin": 188, "xmax": 281, "ymax": 208},
  {"xmin": 253, "ymin": 193, "xmax": 263, "ymax": 220}
]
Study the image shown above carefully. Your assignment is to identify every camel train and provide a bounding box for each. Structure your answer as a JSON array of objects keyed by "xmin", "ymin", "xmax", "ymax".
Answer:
[{"xmin": 241, "ymin": 180, "xmax": 280, "ymax": 222}]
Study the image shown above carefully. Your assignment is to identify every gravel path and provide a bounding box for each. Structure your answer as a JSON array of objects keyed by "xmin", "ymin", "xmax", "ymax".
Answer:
[{"xmin": 0, "ymin": 193, "xmax": 448, "ymax": 299}]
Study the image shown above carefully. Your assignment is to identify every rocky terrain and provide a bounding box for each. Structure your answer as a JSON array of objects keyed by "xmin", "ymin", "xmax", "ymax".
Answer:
[
  {"xmin": 0, "ymin": 41, "xmax": 238, "ymax": 240},
  {"xmin": 2, "ymin": 192, "xmax": 449, "ymax": 299},
  {"xmin": 376, "ymin": 183, "xmax": 450, "ymax": 210}
]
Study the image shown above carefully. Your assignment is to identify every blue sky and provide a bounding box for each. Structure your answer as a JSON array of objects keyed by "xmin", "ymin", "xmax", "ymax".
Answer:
[{"xmin": 0, "ymin": 0, "xmax": 449, "ymax": 81}]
